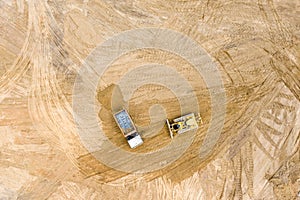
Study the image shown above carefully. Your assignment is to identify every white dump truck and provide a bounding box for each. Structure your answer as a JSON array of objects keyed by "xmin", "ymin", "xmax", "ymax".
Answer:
[
  {"xmin": 166, "ymin": 113, "xmax": 202, "ymax": 138},
  {"xmin": 113, "ymin": 109, "xmax": 143, "ymax": 148}
]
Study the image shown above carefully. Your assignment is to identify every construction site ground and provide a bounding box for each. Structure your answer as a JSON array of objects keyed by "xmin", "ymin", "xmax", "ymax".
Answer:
[{"xmin": 0, "ymin": 0, "xmax": 299, "ymax": 199}]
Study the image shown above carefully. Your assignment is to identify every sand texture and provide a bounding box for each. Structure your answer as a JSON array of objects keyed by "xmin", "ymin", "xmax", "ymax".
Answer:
[{"xmin": 0, "ymin": 0, "xmax": 299, "ymax": 199}]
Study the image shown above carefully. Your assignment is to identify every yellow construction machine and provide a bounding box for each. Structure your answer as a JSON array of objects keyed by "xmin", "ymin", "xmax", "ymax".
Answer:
[{"xmin": 166, "ymin": 113, "xmax": 202, "ymax": 138}]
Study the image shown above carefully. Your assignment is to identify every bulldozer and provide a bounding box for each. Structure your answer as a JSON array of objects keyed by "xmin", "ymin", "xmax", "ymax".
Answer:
[{"xmin": 166, "ymin": 113, "xmax": 202, "ymax": 138}]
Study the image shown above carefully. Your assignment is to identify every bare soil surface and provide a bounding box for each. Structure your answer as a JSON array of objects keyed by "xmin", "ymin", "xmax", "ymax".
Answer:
[{"xmin": 0, "ymin": 0, "xmax": 299, "ymax": 199}]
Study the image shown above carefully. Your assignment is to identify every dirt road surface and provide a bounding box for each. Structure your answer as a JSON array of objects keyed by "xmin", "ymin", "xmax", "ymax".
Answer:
[{"xmin": 0, "ymin": 0, "xmax": 299, "ymax": 199}]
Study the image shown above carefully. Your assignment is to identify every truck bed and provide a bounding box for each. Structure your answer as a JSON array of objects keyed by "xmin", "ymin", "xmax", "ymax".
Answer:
[{"xmin": 113, "ymin": 109, "xmax": 137, "ymax": 137}]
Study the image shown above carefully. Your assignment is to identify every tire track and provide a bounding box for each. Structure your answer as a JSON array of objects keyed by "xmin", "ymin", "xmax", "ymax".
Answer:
[
  {"xmin": 0, "ymin": 3, "xmax": 33, "ymax": 103},
  {"xmin": 23, "ymin": 1, "xmax": 84, "ymax": 196}
]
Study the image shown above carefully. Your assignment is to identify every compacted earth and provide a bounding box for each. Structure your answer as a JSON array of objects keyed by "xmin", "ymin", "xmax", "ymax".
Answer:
[{"xmin": 0, "ymin": 0, "xmax": 299, "ymax": 199}]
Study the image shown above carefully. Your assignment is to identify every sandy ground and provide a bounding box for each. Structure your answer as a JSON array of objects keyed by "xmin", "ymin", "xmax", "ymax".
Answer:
[{"xmin": 0, "ymin": 0, "xmax": 299, "ymax": 199}]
